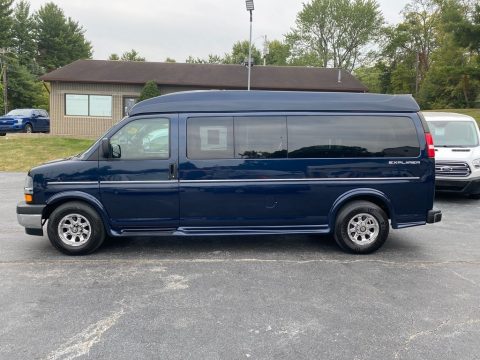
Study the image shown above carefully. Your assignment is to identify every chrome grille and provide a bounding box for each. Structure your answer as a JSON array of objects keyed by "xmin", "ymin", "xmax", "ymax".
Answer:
[{"xmin": 435, "ymin": 161, "xmax": 471, "ymax": 177}]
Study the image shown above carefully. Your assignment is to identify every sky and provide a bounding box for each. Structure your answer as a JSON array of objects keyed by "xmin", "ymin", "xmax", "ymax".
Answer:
[{"xmin": 27, "ymin": 0, "xmax": 410, "ymax": 62}]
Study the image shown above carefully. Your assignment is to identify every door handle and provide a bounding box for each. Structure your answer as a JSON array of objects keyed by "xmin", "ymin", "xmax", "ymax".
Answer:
[{"xmin": 169, "ymin": 163, "xmax": 177, "ymax": 180}]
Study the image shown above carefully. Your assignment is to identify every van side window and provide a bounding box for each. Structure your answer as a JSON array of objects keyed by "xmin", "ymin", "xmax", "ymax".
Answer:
[
  {"xmin": 234, "ymin": 116, "xmax": 287, "ymax": 159},
  {"xmin": 288, "ymin": 116, "xmax": 420, "ymax": 158},
  {"xmin": 109, "ymin": 118, "xmax": 170, "ymax": 160},
  {"xmin": 187, "ymin": 117, "xmax": 234, "ymax": 159}
]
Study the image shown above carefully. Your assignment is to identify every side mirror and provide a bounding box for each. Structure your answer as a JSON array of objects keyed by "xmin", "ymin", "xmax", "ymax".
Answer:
[{"xmin": 101, "ymin": 138, "xmax": 110, "ymax": 158}]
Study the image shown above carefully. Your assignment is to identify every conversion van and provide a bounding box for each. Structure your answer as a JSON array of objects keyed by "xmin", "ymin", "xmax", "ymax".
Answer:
[
  {"xmin": 17, "ymin": 91, "xmax": 442, "ymax": 255},
  {"xmin": 423, "ymin": 112, "xmax": 480, "ymax": 198}
]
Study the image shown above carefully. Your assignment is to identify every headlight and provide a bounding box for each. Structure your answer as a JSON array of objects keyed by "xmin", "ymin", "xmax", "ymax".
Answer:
[
  {"xmin": 24, "ymin": 175, "xmax": 33, "ymax": 194},
  {"xmin": 24, "ymin": 175, "xmax": 33, "ymax": 203},
  {"xmin": 473, "ymin": 158, "xmax": 480, "ymax": 169}
]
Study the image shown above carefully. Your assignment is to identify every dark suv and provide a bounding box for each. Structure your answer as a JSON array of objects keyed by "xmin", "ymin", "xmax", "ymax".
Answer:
[{"xmin": 0, "ymin": 109, "xmax": 50, "ymax": 136}]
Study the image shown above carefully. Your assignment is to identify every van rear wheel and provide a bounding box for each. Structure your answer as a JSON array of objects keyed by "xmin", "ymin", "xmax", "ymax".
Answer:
[
  {"xmin": 47, "ymin": 201, "xmax": 105, "ymax": 255},
  {"xmin": 334, "ymin": 201, "xmax": 389, "ymax": 254}
]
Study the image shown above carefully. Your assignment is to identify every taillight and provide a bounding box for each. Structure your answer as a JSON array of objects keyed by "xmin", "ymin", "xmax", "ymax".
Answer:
[{"xmin": 425, "ymin": 132, "xmax": 435, "ymax": 158}]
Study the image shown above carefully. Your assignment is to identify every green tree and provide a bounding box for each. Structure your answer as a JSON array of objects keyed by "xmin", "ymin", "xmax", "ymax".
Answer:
[
  {"xmin": 223, "ymin": 41, "xmax": 262, "ymax": 65},
  {"xmin": 286, "ymin": 0, "xmax": 383, "ymax": 70},
  {"xmin": 7, "ymin": 59, "xmax": 48, "ymax": 110},
  {"xmin": 165, "ymin": 57, "xmax": 176, "ymax": 63},
  {"xmin": 186, "ymin": 54, "xmax": 223, "ymax": 64},
  {"xmin": 265, "ymin": 40, "xmax": 290, "ymax": 66},
  {"xmin": 120, "ymin": 49, "xmax": 145, "ymax": 61},
  {"xmin": 138, "ymin": 80, "xmax": 160, "ymax": 102},
  {"xmin": 108, "ymin": 53, "xmax": 119, "ymax": 60},
  {"xmin": 0, "ymin": 0, "xmax": 13, "ymax": 48},
  {"xmin": 11, "ymin": 1, "xmax": 37, "ymax": 70},
  {"xmin": 36, "ymin": 2, "xmax": 92, "ymax": 72},
  {"xmin": 419, "ymin": 0, "xmax": 480, "ymax": 108},
  {"xmin": 447, "ymin": 2, "xmax": 480, "ymax": 53}
]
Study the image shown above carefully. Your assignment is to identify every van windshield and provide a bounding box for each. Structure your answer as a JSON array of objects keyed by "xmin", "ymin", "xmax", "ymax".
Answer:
[{"xmin": 428, "ymin": 121, "xmax": 479, "ymax": 147}]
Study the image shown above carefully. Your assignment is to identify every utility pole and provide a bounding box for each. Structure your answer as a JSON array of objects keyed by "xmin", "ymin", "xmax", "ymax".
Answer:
[
  {"xmin": 262, "ymin": 35, "xmax": 269, "ymax": 66},
  {"xmin": 245, "ymin": 0, "xmax": 254, "ymax": 90},
  {"xmin": 0, "ymin": 48, "xmax": 9, "ymax": 114}
]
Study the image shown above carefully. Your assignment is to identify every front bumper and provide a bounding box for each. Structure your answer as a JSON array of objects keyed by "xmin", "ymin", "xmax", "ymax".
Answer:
[
  {"xmin": 435, "ymin": 177, "xmax": 480, "ymax": 195},
  {"xmin": 0, "ymin": 125, "xmax": 24, "ymax": 133},
  {"xmin": 16, "ymin": 202, "xmax": 45, "ymax": 236}
]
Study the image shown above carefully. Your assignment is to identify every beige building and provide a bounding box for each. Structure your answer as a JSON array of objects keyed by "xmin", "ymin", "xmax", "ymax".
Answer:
[{"xmin": 41, "ymin": 60, "xmax": 368, "ymax": 137}]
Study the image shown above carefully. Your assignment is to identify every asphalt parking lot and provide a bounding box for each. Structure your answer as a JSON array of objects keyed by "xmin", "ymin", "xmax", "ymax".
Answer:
[{"xmin": 0, "ymin": 172, "xmax": 479, "ymax": 360}]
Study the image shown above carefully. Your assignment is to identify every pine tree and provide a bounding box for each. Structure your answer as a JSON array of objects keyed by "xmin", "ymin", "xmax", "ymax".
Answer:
[
  {"xmin": 12, "ymin": 1, "xmax": 37, "ymax": 70},
  {"xmin": 138, "ymin": 81, "xmax": 160, "ymax": 102},
  {"xmin": 0, "ymin": 0, "xmax": 13, "ymax": 48},
  {"xmin": 35, "ymin": 2, "xmax": 92, "ymax": 72}
]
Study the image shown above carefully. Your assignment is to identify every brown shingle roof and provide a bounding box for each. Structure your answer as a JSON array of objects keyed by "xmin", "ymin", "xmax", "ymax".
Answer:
[{"xmin": 40, "ymin": 59, "xmax": 368, "ymax": 92}]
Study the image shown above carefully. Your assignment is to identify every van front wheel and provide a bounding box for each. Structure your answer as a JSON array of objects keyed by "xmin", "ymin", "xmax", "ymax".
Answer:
[
  {"xmin": 334, "ymin": 201, "xmax": 389, "ymax": 254},
  {"xmin": 47, "ymin": 202, "xmax": 105, "ymax": 255}
]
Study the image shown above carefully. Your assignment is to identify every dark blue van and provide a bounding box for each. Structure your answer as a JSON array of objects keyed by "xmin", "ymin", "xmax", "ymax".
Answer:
[{"xmin": 16, "ymin": 91, "xmax": 442, "ymax": 255}]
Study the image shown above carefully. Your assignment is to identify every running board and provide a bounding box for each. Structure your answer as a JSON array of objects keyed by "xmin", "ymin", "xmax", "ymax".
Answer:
[
  {"xmin": 111, "ymin": 226, "xmax": 330, "ymax": 237},
  {"xmin": 174, "ymin": 225, "xmax": 330, "ymax": 236}
]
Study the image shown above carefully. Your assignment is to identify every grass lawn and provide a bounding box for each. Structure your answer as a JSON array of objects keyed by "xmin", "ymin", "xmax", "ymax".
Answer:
[
  {"xmin": 429, "ymin": 108, "xmax": 480, "ymax": 125},
  {"xmin": 0, "ymin": 135, "xmax": 94, "ymax": 172}
]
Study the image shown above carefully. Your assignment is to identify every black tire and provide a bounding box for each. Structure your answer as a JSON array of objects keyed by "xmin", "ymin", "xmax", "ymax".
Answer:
[
  {"xmin": 24, "ymin": 124, "xmax": 33, "ymax": 133},
  {"xmin": 334, "ymin": 200, "xmax": 389, "ymax": 254},
  {"xmin": 0, "ymin": 133, "xmax": 5, "ymax": 136},
  {"xmin": 47, "ymin": 201, "xmax": 106, "ymax": 255}
]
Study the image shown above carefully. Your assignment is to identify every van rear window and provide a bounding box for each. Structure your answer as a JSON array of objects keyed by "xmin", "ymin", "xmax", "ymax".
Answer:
[{"xmin": 288, "ymin": 116, "xmax": 420, "ymax": 158}]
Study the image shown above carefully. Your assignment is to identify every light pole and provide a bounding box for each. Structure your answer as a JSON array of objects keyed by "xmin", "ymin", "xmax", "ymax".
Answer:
[{"xmin": 245, "ymin": 0, "xmax": 254, "ymax": 91}]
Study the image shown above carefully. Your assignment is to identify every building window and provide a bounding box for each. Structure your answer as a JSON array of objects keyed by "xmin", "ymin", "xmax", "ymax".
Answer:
[
  {"xmin": 65, "ymin": 94, "xmax": 112, "ymax": 117},
  {"xmin": 123, "ymin": 97, "xmax": 138, "ymax": 116}
]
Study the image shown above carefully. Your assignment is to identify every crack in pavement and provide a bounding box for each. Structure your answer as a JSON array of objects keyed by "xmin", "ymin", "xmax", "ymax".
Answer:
[
  {"xmin": 44, "ymin": 307, "xmax": 126, "ymax": 360},
  {"xmin": 394, "ymin": 319, "xmax": 480, "ymax": 359},
  {"xmin": 40, "ymin": 271, "xmax": 195, "ymax": 360}
]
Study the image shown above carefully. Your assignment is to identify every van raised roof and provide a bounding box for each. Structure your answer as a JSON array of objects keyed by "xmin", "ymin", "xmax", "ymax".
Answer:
[{"xmin": 129, "ymin": 90, "xmax": 420, "ymax": 116}]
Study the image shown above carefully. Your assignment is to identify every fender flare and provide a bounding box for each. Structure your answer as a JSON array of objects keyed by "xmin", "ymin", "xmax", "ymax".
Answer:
[
  {"xmin": 328, "ymin": 188, "xmax": 396, "ymax": 230},
  {"xmin": 45, "ymin": 191, "xmax": 113, "ymax": 234}
]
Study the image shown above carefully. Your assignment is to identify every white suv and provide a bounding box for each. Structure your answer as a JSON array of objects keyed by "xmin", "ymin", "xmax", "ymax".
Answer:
[{"xmin": 423, "ymin": 112, "xmax": 480, "ymax": 198}]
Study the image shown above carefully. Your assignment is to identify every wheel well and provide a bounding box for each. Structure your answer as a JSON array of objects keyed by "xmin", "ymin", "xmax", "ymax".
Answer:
[
  {"xmin": 43, "ymin": 199, "xmax": 94, "ymax": 220},
  {"xmin": 338, "ymin": 195, "xmax": 391, "ymax": 219}
]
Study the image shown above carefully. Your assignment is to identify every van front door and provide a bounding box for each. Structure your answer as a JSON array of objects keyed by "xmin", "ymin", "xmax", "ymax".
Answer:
[{"xmin": 99, "ymin": 115, "xmax": 179, "ymax": 232}]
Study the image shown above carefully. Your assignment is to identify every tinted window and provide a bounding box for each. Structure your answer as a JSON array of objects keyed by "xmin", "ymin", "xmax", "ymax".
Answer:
[
  {"xmin": 110, "ymin": 118, "xmax": 170, "ymax": 160},
  {"xmin": 234, "ymin": 116, "xmax": 287, "ymax": 159},
  {"xmin": 288, "ymin": 116, "xmax": 420, "ymax": 158},
  {"xmin": 187, "ymin": 117, "xmax": 234, "ymax": 159}
]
